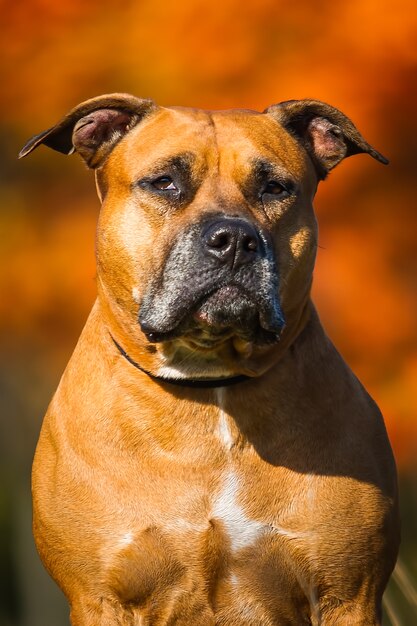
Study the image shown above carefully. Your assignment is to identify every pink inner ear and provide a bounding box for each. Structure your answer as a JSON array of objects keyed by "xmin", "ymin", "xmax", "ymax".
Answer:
[
  {"xmin": 307, "ymin": 117, "xmax": 347, "ymax": 166},
  {"xmin": 73, "ymin": 109, "xmax": 133, "ymax": 148}
]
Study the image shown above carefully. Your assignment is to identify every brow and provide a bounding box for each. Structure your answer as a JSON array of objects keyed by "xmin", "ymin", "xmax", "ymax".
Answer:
[
  {"xmin": 248, "ymin": 158, "xmax": 297, "ymax": 193},
  {"xmin": 251, "ymin": 158, "xmax": 291, "ymax": 181},
  {"xmin": 144, "ymin": 152, "xmax": 195, "ymax": 177}
]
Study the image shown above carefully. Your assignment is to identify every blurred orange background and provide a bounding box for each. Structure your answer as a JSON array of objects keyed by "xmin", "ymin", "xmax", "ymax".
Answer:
[{"xmin": 1, "ymin": 0, "xmax": 416, "ymax": 624}]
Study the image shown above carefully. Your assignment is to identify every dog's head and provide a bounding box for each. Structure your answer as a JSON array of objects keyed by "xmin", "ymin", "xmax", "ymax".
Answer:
[{"xmin": 20, "ymin": 94, "xmax": 387, "ymax": 379}]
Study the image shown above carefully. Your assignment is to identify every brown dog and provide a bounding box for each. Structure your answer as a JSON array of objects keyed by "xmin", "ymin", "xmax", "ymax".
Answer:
[{"xmin": 20, "ymin": 95, "xmax": 399, "ymax": 625}]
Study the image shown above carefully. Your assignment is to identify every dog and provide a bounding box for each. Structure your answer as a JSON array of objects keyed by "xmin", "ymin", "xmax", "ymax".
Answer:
[{"xmin": 20, "ymin": 94, "xmax": 400, "ymax": 625}]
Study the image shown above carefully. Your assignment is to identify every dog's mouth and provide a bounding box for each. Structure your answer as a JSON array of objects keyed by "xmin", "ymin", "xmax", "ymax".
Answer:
[{"xmin": 140, "ymin": 283, "xmax": 285, "ymax": 349}]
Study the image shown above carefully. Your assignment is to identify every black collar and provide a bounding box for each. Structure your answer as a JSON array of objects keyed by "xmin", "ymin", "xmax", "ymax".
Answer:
[{"xmin": 112, "ymin": 337, "xmax": 251, "ymax": 389}]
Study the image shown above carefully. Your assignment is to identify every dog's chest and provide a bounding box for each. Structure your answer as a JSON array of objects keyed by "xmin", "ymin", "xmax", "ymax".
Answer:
[
  {"xmin": 105, "ymin": 460, "xmax": 314, "ymax": 625},
  {"xmin": 97, "ymin": 393, "xmax": 324, "ymax": 623}
]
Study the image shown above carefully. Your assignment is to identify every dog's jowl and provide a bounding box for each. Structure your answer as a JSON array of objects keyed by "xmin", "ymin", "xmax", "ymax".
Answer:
[{"xmin": 20, "ymin": 94, "xmax": 399, "ymax": 625}]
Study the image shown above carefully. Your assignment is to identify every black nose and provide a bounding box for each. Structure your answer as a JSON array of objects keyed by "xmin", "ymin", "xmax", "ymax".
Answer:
[{"xmin": 202, "ymin": 218, "xmax": 262, "ymax": 268}]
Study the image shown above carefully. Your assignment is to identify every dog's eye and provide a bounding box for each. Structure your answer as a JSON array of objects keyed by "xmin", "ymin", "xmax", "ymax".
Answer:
[
  {"xmin": 263, "ymin": 181, "xmax": 287, "ymax": 196},
  {"xmin": 151, "ymin": 176, "xmax": 177, "ymax": 191}
]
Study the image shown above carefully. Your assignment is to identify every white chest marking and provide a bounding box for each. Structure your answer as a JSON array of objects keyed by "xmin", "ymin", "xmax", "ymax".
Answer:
[
  {"xmin": 215, "ymin": 388, "xmax": 235, "ymax": 449},
  {"xmin": 117, "ymin": 531, "xmax": 134, "ymax": 548},
  {"xmin": 212, "ymin": 472, "xmax": 263, "ymax": 552}
]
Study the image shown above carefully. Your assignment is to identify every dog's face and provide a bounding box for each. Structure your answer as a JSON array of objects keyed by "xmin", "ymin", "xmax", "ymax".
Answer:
[
  {"xmin": 20, "ymin": 95, "xmax": 387, "ymax": 378},
  {"xmin": 96, "ymin": 108, "xmax": 318, "ymax": 375}
]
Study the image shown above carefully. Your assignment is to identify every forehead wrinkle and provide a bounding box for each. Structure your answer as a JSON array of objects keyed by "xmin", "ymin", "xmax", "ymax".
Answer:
[
  {"xmin": 203, "ymin": 111, "xmax": 221, "ymax": 175},
  {"xmin": 211, "ymin": 113, "xmax": 307, "ymax": 173},
  {"xmin": 210, "ymin": 121, "xmax": 270, "ymax": 189}
]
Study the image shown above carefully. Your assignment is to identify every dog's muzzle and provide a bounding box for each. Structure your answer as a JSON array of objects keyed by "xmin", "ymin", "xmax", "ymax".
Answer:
[{"xmin": 139, "ymin": 216, "xmax": 286, "ymax": 346}]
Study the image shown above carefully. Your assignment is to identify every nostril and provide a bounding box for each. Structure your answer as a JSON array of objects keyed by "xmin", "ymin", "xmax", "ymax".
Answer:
[
  {"xmin": 243, "ymin": 235, "xmax": 258, "ymax": 252},
  {"xmin": 207, "ymin": 230, "xmax": 230, "ymax": 249}
]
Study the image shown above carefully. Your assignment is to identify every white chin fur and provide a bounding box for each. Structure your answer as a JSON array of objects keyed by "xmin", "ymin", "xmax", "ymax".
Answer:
[{"xmin": 155, "ymin": 361, "xmax": 234, "ymax": 380}]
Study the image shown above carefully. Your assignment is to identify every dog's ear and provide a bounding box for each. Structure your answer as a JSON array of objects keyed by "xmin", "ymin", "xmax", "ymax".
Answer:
[
  {"xmin": 19, "ymin": 93, "xmax": 156, "ymax": 168},
  {"xmin": 265, "ymin": 99, "xmax": 388, "ymax": 179}
]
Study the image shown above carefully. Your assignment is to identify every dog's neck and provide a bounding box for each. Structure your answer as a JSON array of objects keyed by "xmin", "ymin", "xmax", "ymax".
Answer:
[{"xmin": 97, "ymin": 288, "xmax": 314, "ymax": 384}]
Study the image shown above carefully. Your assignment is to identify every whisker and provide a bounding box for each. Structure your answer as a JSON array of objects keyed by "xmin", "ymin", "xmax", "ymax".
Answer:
[
  {"xmin": 392, "ymin": 559, "xmax": 417, "ymax": 611},
  {"xmin": 174, "ymin": 347, "xmax": 201, "ymax": 368},
  {"xmin": 382, "ymin": 591, "xmax": 402, "ymax": 626}
]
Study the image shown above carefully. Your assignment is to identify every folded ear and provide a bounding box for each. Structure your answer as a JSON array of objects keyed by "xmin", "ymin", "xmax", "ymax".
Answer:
[
  {"xmin": 265, "ymin": 99, "xmax": 388, "ymax": 179},
  {"xmin": 18, "ymin": 93, "xmax": 156, "ymax": 168}
]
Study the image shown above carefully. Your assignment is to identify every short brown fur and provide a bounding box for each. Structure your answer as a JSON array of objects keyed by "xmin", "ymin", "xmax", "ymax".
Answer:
[{"xmin": 22, "ymin": 94, "xmax": 399, "ymax": 625}]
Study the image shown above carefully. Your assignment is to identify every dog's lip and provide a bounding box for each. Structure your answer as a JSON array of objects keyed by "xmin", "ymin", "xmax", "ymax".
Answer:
[
  {"xmin": 140, "ymin": 284, "xmax": 285, "ymax": 345},
  {"xmin": 139, "ymin": 284, "xmax": 243, "ymax": 341},
  {"xmin": 191, "ymin": 284, "xmax": 285, "ymax": 337},
  {"xmin": 139, "ymin": 285, "xmax": 229, "ymax": 340}
]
